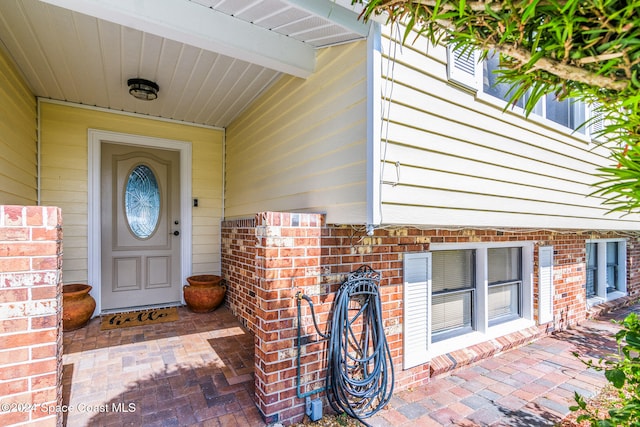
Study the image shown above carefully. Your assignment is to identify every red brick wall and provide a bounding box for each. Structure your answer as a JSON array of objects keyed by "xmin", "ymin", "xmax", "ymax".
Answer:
[
  {"xmin": 0, "ymin": 205, "xmax": 63, "ymax": 427},
  {"xmin": 221, "ymin": 213, "xmax": 640, "ymax": 425},
  {"xmin": 627, "ymin": 237, "xmax": 640, "ymax": 300},
  {"xmin": 222, "ymin": 218, "xmax": 258, "ymax": 332},
  {"xmin": 222, "ymin": 212, "xmax": 325, "ymax": 424}
]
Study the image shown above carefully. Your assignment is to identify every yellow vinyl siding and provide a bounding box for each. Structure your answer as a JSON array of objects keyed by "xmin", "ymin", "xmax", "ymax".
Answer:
[
  {"xmin": 225, "ymin": 41, "xmax": 368, "ymax": 224},
  {"xmin": 39, "ymin": 102, "xmax": 224, "ymax": 283},
  {"xmin": 379, "ymin": 28, "xmax": 640, "ymax": 230},
  {"xmin": 0, "ymin": 47, "xmax": 36, "ymax": 204}
]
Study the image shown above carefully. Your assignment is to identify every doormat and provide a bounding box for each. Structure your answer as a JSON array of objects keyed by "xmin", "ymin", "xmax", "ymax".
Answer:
[{"xmin": 100, "ymin": 307, "xmax": 179, "ymax": 330}]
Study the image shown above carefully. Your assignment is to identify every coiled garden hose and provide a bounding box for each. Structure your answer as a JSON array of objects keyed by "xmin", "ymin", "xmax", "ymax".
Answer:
[
  {"xmin": 296, "ymin": 266, "xmax": 394, "ymax": 427},
  {"xmin": 326, "ymin": 266, "xmax": 394, "ymax": 426}
]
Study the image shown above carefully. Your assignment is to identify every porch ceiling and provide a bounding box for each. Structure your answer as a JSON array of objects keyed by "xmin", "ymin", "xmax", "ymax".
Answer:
[{"xmin": 0, "ymin": 0, "xmax": 369, "ymax": 128}]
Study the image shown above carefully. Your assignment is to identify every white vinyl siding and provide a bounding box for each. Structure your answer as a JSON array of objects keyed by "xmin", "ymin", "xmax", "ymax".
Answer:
[
  {"xmin": 225, "ymin": 41, "xmax": 368, "ymax": 224},
  {"xmin": 538, "ymin": 246, "xmax": 554, "ymax": 324},
  {"xmin": 379, "ymin": 26, "xmax": 640, "ymax": 230}
]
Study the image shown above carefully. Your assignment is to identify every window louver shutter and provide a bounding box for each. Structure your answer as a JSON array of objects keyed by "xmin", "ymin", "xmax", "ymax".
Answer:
[
  {"xmin": 447, "ymin": 45, "xmax": 478, "ymax": 90},
  {"xmin": 538, "ymin": 246, "xmax": 554, "ymax": 324},
  {"xmin": 403, "ymin": 253, "xmax": 431, "ymax": 368},
  {"xmin": 590, "ymin": 102, "xmax": 604, "ymax": 137}
]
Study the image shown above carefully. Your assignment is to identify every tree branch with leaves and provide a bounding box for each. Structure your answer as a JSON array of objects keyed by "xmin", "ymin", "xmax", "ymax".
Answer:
[{"xmin": 354, "ymin": 0, "xmax": 640, "ymax": 213}]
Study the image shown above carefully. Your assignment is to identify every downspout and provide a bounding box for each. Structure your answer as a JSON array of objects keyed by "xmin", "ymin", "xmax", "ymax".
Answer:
[
  {"xmin": 366, "ymin": 23, "xmax": 382, "ymax": 229},
  {"xmin": 36, "ymin": 97, "xmax": 41, "ymax": 205}
]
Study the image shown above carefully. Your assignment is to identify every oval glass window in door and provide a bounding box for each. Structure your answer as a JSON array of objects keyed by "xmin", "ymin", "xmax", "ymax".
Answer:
[{"xmin": 124, "ymin": 164, "xmax": 161, "ymax": 239}]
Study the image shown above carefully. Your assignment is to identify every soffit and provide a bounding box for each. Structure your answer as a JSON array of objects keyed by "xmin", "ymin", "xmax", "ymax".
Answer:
[{"xmin": 0, "ymin": 0, "xmax": 369, "ymax": 128}]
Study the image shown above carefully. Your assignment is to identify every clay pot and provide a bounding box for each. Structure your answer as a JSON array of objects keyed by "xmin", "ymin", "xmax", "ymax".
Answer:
[
  {"xmin": 184, "ymin": 275, "xmax": 226, "ymax": 313},
  {"xmin": 62, "ymin": 284, "xmax": 96, "ymax": 331}
]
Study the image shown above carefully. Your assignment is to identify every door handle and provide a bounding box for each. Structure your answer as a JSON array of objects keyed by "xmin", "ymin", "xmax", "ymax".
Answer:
[{"xmin": 172, "ymin": 230, "xmax": 180, "ymax": 236}]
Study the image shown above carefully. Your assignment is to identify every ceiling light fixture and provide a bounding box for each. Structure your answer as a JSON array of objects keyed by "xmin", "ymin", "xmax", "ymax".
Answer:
[{"xmin": 127, "ymin": 78, "xmax": 159, "ymax": 101}]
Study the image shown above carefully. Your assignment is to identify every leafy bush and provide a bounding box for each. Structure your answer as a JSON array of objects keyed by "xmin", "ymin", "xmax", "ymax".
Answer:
[{"xmin": 570, "ymin": 312, "xmax": 640, "ymax": 426}]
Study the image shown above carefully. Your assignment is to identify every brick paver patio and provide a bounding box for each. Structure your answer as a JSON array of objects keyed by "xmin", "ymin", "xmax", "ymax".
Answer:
[
  {"xmin": 62, "ymin": 306, "xmax": 261, "ymax": 426},
  {"xmin": 61, "ymin": 302, "xmax": 637, "ymax": 426},
  {"xmin": 367, "ymin": 302, "xmax": 637, "ymax": 427}
]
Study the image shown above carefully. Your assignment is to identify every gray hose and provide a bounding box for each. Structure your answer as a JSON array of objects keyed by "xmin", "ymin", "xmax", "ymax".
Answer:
[{"xmin": 325, "ymin": 266, "xmax": 394, "ymax": 426}]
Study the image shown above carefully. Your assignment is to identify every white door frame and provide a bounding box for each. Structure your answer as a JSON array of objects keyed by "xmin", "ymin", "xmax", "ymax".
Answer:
[{"xmin": 88, "ymin": 129, "xmax": 192, "ymax": 313}]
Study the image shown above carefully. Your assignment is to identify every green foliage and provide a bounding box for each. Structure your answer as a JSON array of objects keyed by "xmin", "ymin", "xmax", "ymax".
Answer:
[
  {"xmin": 336, "ymin": 412, "xmax": 349, "ymax": 426},
  {"xmin": 354, "ymin": 0, "xmax": 640, "ymax": 214},
  {"xmin": 569, "ymin": 312, "xmax": 640, "ymax": 426}
]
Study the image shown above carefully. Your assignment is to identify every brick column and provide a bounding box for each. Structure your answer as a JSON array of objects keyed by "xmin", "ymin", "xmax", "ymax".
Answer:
[
  {"xmin": 0, "ymin": 206, "xmax": 63, "ymax": 427},
  {"xmin": 253, "ymin": 212, "xmax": 324, "ymax": 424}
]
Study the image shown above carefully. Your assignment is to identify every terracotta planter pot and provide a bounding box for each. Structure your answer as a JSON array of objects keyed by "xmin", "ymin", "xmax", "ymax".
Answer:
[
  {"xmin": 186, "ymin": 274, "xmax": 224, "ymax": 287},
  {"xmin": 62, "ymin": 284, "xmax": 96, "ymax": 331},
  {"xmin": 184, "ymin": 275, "xmax": 226, "ymax": 313}
]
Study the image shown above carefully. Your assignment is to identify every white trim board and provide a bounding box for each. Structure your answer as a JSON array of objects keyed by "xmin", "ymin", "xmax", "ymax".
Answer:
[
  {"xmin": 88, "ymin": 129, "xmax": 193, "ymax": 313},
  {"xmin": 39, "ymin": 98, "xmax": 224, "ymax": 131},
  {"xmin": 38, "ymin": 0, "xmax": 315, "ymax": 78}
]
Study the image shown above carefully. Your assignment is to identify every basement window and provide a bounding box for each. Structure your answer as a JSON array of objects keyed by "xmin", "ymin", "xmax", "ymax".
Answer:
[
  {"xmin": 586, "ymin": 239, "xmax": 627, "ymax": 306},
  {"xmin": 403, "ymin": 242, "xmax": 534, "ymax": 368}
]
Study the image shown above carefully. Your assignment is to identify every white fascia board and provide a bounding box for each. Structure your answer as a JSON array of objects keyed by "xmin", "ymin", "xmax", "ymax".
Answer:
[
  {"xmin": 286, "ymin": 0, "xmax": 371, "ymax": 37},
  {"xmin": 38, "ymin": 0, "xmax": 316, "ymax": 78},
  {"xmin": 328, "ymin": 0, "xmax": 389, "ymax": 25}
]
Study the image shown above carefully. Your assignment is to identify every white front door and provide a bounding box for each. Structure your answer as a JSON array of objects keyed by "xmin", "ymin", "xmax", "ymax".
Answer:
[{"xmin": 100, "ymin": 143, "xmax": 182, "ymax": 310}]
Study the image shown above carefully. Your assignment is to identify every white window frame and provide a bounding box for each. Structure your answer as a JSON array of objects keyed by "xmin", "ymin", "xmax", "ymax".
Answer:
[
  {"xmin": 403, "ymin": 241, "xmax": 534, "ymax": 367},
  {"xmin": 585, "ymin": 238, "xmax": 627, "ymax": 307},
  {"xmin": 447, "ymin": 45, "xmax": 596, "ymax": 141},
  {"xmin": 487, "ymin": 247, "xmax": 523, "ymax": 326},
  {"xmin": 431, "ymin": 249, "xmax": 476, "ymax": 342}
]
